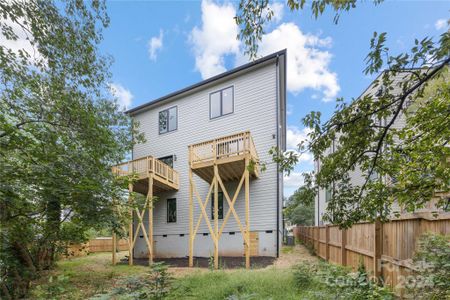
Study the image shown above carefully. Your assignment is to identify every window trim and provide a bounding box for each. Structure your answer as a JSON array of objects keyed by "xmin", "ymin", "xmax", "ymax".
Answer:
[
  {"xmin": 209, "ymin": 86, "xmax": 234, "ymax": 120},
  {"xmin": 167, "ymin": 198, "xmax": 177, "ymax": 223},
  {"xmin": 159, "ymin": 106, "xmax": 178, "ymax": 135},
  {"xmin": 211, "ymin": 191, "xmax": 224, "ymax": 220}
]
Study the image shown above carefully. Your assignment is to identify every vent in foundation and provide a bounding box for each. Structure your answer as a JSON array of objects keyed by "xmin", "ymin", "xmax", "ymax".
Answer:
[
  {"xmin": 265, "ymin": 230, "xmax": 273, "ymax": 233},
  {"xmin": 203, "ymin": 233, "xmax": 208, "ymax": 236},
  {"xmin": 179, "ymin": 234, "xmax": 185, "ymax": 237},
  {"xmin": 163, "ymin": 234, "xmax": 167, "ymax": 237},
  {"xmin": 229, "ymin": 232, "xmax": 235, "ymax": 235},
  {"xmin": 139, "ymin": 235, "xmax": 144, "ymax": 238}
]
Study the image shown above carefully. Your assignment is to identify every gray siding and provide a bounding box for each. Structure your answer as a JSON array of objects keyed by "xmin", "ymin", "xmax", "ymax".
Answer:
[{"xmin": 132, "ymin": 63, "xmax": 281, "ymax": 257}]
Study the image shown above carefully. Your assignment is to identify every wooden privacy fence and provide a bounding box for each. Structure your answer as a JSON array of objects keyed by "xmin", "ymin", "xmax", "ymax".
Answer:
[
  {"xmin": 67, "ymin": 237, "xmax": 128, "ymax": 257},
  {"xmin": 294, "ymin": 215, "xmax": 450, "ymax": 292}
]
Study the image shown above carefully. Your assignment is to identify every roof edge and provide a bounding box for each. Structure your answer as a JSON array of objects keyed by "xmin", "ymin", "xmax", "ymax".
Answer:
[{"xmin": 126, "ymin": 49, "xmax": 287, "ymax": 115}]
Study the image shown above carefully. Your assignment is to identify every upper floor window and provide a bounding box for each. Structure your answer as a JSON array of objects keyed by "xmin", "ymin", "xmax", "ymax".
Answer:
[
  {"xmin": 325, "ymin": 186, "xmax": 332, "ymax": 202},
  {"xmin": 159, "ymin": 106, "xmax": 177, "ymax": 134},
  {"xmin": 210, "ymin": 86, "xmax": 233, "ymax": 119}
]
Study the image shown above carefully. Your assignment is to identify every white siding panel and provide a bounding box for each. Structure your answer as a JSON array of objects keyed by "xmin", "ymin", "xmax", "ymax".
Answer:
[{"xmin": 132, "ymin": 63, "xmax": 280, "ymax": 257}]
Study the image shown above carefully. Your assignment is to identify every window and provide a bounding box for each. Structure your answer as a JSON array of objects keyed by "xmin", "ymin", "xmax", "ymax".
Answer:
[
  {"xmin": 159, "ymin": 155, "xmax": 174, "ymax": 168},
  {"xmin": 167, "ymin": 198, "xmax": 176, "ymax": 223},
  {"xmin": 211, "ymin": 192, "xmax": 224, "ymax": 219},
  {"xmin": 210, "ymin": 86, "xmax": 234, "ymax": 119},
  {"xmin": 325, "ymin": 186, "xmax": 332, "ymax": 202},
  {"xmin": 159, "ymin": 106, "xmax": 177, "ymax": 134}
]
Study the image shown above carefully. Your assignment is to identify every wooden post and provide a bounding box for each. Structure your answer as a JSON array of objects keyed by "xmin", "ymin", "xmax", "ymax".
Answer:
[
  {"xmin": 325, "ymin": 225, "xmax": 330, "ymax": 261},
  {"xmin": 148, "ymin": 175, "xmax": 153, "ymax": 265},
  {"xmin": 341, "ymin": 228, "xmax": 347, "ymax": 266},
  {"xmin": 188, "ymin": 168, "xmax": 194, "ymax": 267},
  {"xmin": 112, "ymin": 232, "xmax": 117, "ymax": 265},
  {"xmin": 128, "ymin": 183, "xmax": 134, "ymax": 266},
  {"xmin": 373, "ymin": 220, "xmax": 382, "ymax": 279},
  {"xmin": 213, "ymin": 164, "xmax": 219, "ymax": 270},
  {"xmin": 245, "ymin": 157, "xmax": 250, "ymax": 269}
]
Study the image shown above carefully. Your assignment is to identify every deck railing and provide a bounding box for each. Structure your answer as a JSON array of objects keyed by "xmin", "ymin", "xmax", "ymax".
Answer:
[
  {"xmin": 112, "ymin": 156, "xmax": 179, "ymax": 186},
  {"xmin": 189, "ymin": 131, "xmax": 258, "ymax": 165}
]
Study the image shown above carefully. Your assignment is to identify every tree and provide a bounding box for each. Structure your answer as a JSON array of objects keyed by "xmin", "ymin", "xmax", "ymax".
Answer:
[
  {"xmin": 0, "ymin": 1, "xmax": 141, "ymax": 298},
  {"xmin": 236, "ymin": 1, "xmax": 450, "ymax": 227},
  {"xmin": 284, "ymin": 186, "xmax": 315, "ymax": 226}
]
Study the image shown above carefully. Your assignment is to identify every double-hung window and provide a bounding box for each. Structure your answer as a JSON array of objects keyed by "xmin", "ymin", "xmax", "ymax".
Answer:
[
  {"xmin": 211, "ymin": 192, "xmax": 224, "ymax": 220},
  {"xmin": 159, "ymin": 106, "xmax": 177, "ymax": 134},
  {"xmin": 167, "ymin": 198, "xmax": 177, "ymax": 223},
  {"xmin": 210, "ymin": 86, "xmax": 233, "ymax": 119}
]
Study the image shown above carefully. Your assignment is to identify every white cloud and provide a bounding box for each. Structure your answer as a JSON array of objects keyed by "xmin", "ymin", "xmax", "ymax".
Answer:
[
  {"xmin": 286, "ymin": 125, "xmax": 314, "ymax": 164},
  {"xmin": 189, "ymin": 0, "xmax": 240, "ymax": 79},
  {"xmin": 435, "ymin": 18, "xmax": 448, "ymax": 30},
  {"xmin": 258, "ymin": 23, "xmax": 339, "ymax": 101},
  {"xmin": 0, "ymin": 17, "xmax": 43, "ymax": 64},
  {"xmin": 284, "ymin": 172, "xmax": 305, "ymax": 188},
  {"xmin": 109, "ymin": 83, "xmax": 133, "ymax": 110},
  {"xmin": 189, "ymin": 1, "xmax": 339, "ymax": 101},
  {"xmin": 148, "ymin": 30, "xmax": 164, "ymax": 61},
  {"xmin": 268, "ymin": 2, "xmax": 284, "ymax": 23},
  {"xmin": 286, "ymin": 104, "xmax": 293, "ymax": 115},
  {"xmin": 286, "ymin": 126, "xmax": 311, "ymax": 150}
]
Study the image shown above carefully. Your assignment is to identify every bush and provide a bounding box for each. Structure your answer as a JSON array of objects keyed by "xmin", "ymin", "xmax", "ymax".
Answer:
[
  {"xmin": 406, "ymin": 233, "xmax": 450, "ymax": 299},
  {"xmin": 293, "ymin": 261, "xmax": 394, "ymax": 300},
  {"xmin": 90, "ymin": 262, "xmax": 173, "ymax": 300}
]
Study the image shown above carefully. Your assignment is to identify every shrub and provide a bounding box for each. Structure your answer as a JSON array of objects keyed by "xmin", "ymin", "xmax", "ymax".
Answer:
[
  {"xmin": 293, "ymin": 261, "xmax": 394, "ymax": 300},
  {"xmin": 90, "ymin": 262, "xmax": 173, "ymax": 300},
  {"xmin": 406, "ymin": 233, "xmax": 450, "ymax": 299}
]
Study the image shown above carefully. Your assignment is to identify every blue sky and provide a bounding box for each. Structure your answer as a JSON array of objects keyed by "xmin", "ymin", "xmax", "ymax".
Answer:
[{"xmin": 102, "ymin": 0, "xmax": 449, "ymax": 197}]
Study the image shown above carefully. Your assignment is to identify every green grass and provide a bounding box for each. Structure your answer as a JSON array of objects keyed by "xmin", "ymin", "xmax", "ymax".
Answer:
[
  {"xmin": 281, "ymin": 246, "xmax": 294, "ymax": 254},
  {"xmin": 29, "ymin": 249, "xmax": 394, "ymax": 300},
  {"xmin": 167, "ymin": 268, "xmax": 300, "ymax": 300},
  {"xmin": 30, "ymin": 252, "xmax": 150, "ymax": 299}
]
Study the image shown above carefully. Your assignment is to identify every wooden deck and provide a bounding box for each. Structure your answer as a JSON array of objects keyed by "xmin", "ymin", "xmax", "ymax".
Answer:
[
  {"xmin": 112, "ymin": 156, "xmax": 179, "ymax": 194},
  {"xmin": 188, "ymin": 131, "xmax": 259, "ymax": 182}
]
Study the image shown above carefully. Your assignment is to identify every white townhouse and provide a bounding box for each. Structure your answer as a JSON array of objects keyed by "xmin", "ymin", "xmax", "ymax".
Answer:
[
  {"xmin": 112, "ymin": 50, "xmax": 287, "ymax": 268},
  {"xmin": 315, "ymin": 70, "xmax": 449, "ymax": 225}
]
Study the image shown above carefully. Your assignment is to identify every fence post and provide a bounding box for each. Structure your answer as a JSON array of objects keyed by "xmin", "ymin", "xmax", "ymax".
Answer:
[
  {"xmin": 341, "ymin": 228, "xmax": 347, "ymax": 266},
  {"xmin": 325, "ymin": 225, "xmax": 330, "ymax": 261},
  {"xmin": 373, "ymin": 220, "xmax": 382, "ymax": 279}
]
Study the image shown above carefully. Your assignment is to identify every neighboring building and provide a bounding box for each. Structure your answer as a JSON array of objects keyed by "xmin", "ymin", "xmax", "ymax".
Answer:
[
  {"xmin": 315, "ymin": 71, "xmax": 449, "ymax": 225},
  {"xmin": 113, "ymin": 50, "xmax": 287, "ymax": 266}
]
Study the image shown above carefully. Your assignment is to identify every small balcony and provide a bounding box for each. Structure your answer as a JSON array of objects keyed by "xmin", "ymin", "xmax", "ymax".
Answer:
[
  {"xmin": 189, "ymin": 131, "xmax": 259, "ymax": 182},
  {"xmin": 112, "ymin": 156, "xmax": 179, "ymax": 194}
]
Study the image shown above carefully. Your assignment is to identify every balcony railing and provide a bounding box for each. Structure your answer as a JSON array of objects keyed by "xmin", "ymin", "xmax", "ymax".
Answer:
[
  {"xmin": 112, "ymin": 156, "xmax": 179, "ymax": 187},
  {"xmin": 189, "ymin": 131, "xmax": 258, "ymax": 167}
]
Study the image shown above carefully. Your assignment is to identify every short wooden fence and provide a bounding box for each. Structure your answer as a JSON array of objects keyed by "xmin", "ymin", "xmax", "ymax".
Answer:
[
  {"xmin": 294, "ymin": 214, "xmax": 450, "ymax": 293},
  {"xmin": 67, "ymin": 237, "xmax": 128, "ymax": 257}
]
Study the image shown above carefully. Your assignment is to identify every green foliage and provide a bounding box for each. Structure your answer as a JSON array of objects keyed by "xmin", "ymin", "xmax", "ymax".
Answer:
[
  {"xmin": 90, "ymin": 262, "xmax": 174, "ymax": 300},
  {"xmin": 406, "ymin": 233, "xmax": 450, "ymax": 299},
  {"xmin": 237, "ymin": 0, "xmax": 450, "ymax": 229},
  {"xmin": 284, "ymin": 186, "xmax": 315, "ymax": 225},
  {"xmin": 292, "ymin": 262, "xmax": 394, "ymax": 299},
  {"xmin": 167, "ymin": 269, "xmax": 299, "ymax": 300},
  {"xmin": 236, "ymin": 0, "xmax": 383, "ymax": 59},
  {"xmin": 32, "ymin": 274, "xmax": 71, "ymax": 299},
  {"xmin": 0, "ymin": 0, "xmax": 143, "ymax": 297}
]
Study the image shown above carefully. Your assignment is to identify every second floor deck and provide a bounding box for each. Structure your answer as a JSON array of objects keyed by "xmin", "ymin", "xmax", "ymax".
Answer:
[
  {"xmin": 112, "ymin": 156, "xmax": 179, "ymax": 194},
  {"xmin": 189, "ymin": 131, "xmax": 259, "ymax": 182}
]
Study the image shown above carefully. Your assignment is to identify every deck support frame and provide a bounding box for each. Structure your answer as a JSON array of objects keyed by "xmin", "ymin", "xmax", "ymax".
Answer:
[{"xmin": 188, "ymin": 152, "xmax": 251, "ymax": 269}]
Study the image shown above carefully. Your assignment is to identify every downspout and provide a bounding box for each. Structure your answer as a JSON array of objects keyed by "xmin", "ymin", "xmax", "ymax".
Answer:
[{"xmin": 275, "ymin": 54, "xmax": 280, "ymax": 257}]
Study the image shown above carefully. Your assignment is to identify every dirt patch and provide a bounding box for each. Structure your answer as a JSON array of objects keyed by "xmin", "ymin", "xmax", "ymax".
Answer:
[
  {"xmin": 126, "ymin": 256, "xmax": 276, "ymax": 269},
  {"xmin": 271, "ymin": 245, "xmax": 318, "ymax": 269}
]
